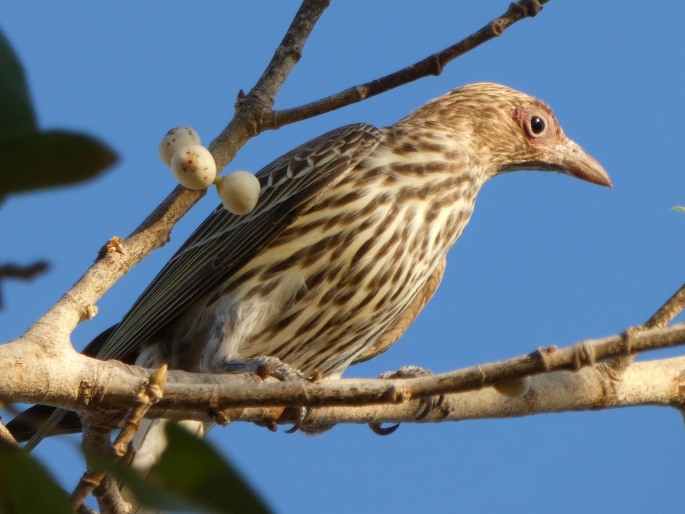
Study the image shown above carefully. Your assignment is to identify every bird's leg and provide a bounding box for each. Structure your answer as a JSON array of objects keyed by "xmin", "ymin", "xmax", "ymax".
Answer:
[{"xmin": 370, "ymin": 365, "xmax": 444, "ymax": 436}]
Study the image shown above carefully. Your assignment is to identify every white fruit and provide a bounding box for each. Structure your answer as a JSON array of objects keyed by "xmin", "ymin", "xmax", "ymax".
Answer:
[
  {"xmin": 216, "ymin": 170, "xmax": 261, "ymax": 215},
  {"xmin": 170, "ymin": 145, "xmax": 217, "ymax": 190},
  {"xmin": 158, "ymin": 126, "xmax": 201, "ymax": 167}
]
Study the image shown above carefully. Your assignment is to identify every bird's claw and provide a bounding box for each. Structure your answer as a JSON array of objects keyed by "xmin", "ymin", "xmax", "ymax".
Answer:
[
  {"xmin": 369, "ymin": 365, "xmax": 443, "ymax": 435},
  {"xmin": 283, "ymin": 406, "xmax": 307, "ymax": 434},
  {"xmin": 369, "ymin": 422, "xmax": 400, "ymax": 436}
]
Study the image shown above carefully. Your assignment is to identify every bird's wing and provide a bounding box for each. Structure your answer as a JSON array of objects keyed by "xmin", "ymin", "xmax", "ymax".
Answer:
[
  {"xmin": 351, "ymin": 256, "xmax": 446, "ymax": 365},
  {"xmin": 98, "ymin": 123, "xmax": 383, "ymax": 362}
]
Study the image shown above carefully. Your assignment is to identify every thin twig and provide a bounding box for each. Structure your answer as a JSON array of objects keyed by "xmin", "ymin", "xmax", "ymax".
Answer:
[
  {"xmin": 72, "ymin": 421, "xmax": 123, "ymax": 513},
  {"xmin": 209, "ymin": 0, "xmax": 333, "ymax": 170},
  {"xmin": 70, "ymin": 365, "xmax": 167, "ymax": 512},
  {"xmin": 601, "ymin": 281, "xmax": 685, "ymax": 376},
  {"xmin": 111, "ymin": 364, "xmax": 167, "ymax": 457},
  {"xmin": 292, "ymin": 357, "xmax": 685, "ymax": 427},
  {"xmin": 0, "ymin": 261, "xmax": 49, "ymax": 280},
  {"xmin": 264, "ymin": 0, "xmax": 544, "ymax": 130},
  {"xmin": 643, "ymin": 282, "xmax": 685, "ymax": 329},
  {"xmin": 0, "ymin": 260, "xmax": 50, "ymax": 308}
]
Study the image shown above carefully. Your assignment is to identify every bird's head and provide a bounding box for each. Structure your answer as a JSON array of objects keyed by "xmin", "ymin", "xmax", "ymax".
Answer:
[{"xmin": 403, "ymin": 82, "xmax": 612, "ymax": 187}]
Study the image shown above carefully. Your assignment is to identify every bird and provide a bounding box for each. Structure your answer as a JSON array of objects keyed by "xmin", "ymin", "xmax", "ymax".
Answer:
[{"xmin": 8, "ymin": 82, "xmax": 610, "ymax": 460}]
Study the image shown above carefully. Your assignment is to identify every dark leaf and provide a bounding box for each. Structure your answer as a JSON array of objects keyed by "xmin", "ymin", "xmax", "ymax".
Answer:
[
  {"xmin": 0, "ymin": 439, "xmax": 73, "ymax": 514},
  {"xmin": 0, "ymin": 130, "xmax": 117, "ymax": 195},
  {"xmin": 0, "ymin": 30, "xmax": 37, "ymax": 138},
  {"xmin": 152, "ymin": 422, "xmax": 271, "ymax": 514},
  {"xmin": 93, "ymin": 422, "xmax": 271, "ymax": 513}
]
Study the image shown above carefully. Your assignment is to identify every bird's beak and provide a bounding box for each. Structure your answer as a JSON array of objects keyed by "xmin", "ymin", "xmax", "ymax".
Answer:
[{"xmin": 552, "ymin": 138, "xmax": 612, "ymax": 188}]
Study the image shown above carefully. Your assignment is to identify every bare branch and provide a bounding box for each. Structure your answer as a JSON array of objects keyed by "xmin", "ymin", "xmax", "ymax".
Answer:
[
  {"xmin": 209, "ymin": 0, "xmax": 332, "ymax": 170},
  {"xmin": 148, "ymin": 322, "xmax": 685, "ymax": 417},
  {"xmin": 71, "ymin": 366, "xmax": 166, "ymax": 513},
  {"xmin": 264, "ymin": 0, "xmax": 543, "ymax": 129},
  {"xmin": 295, "ymin": 357, "xmax": 685, "ymax": 427},
  {"xmin": 112, "ymin": 364, "xmax": 166, "ymax": 457},
  {"xmin": 600, "ymin": 280, "xmax": 685, "ymax": 377},
  {"xmin": 73, "ymin": 421, "xmax": 127, "ymax": 513},
  {"xmin": 5, "ymin": 321, "xmax": 685, "ymax": 428}
]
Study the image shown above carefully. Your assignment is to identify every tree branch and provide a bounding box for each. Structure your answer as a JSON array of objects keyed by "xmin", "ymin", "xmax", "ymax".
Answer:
[
  {"xmin": 3, "ymin": 321, "xmax": 685, "ymax": 429},
  {"xmin": 208, "ymin": 0, "xmax": 332, "ymax": 170},
  {"xmin": 294, "ymin": 357, "xmax": 685, "ymax": 427},
  {"xmin": 264, "ymin": 0, "xmax": 543, "ymax": 129},
  {"xmin": 644, "ymin": 282, "xmax": 685, "ymax": 329}
]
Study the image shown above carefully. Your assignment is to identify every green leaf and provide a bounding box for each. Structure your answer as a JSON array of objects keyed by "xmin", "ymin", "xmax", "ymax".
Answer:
[
  {"xmin": 672, "ymin": 206, "xmax": 685, "ymax": 213},
  {"xmin": 0, "ymin": 30, "xmax": 37, "ymax": 138},
  {"xmin": 94, "ymin": 422, "xmax": 271, "ymax": 513},
  {"xmin": 0, "ymin": 439, "xmax": 73, "ymax": 514},
  {"xmin": 0, "ymin": 129, "xmax": 116, "ymax": 196}
]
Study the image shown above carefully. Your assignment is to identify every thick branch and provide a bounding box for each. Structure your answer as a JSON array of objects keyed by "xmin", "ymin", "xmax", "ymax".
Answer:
[
  {"xmin": 151, "ymin": 322, "xmax": 685, "ymax": 416},
  {"xmin": 4, "ymin": 323, "xmax": 685, "ymax": 428},
  {"xmin": 295, "ymin": 357, "xmax": 685, "ymax": 427}
]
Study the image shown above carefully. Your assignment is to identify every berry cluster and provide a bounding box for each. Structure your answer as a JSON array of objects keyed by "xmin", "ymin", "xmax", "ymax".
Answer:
[{"xmin": 158, "ymin": 126, "xmax": 260, "ymax": 215}]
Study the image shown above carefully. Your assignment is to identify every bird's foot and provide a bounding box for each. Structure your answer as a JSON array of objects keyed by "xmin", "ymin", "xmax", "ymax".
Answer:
[
  {"xmin": 219, "ymin": 357, "xmax": 317, "ymax": 433},
  {"xmin": 370, "ymin": 365, "xmax": 443, "ymax": 436}
]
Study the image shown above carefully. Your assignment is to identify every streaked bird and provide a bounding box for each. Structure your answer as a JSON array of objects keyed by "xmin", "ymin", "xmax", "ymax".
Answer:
[{"xmin": 9, "ymin": 82, "xmax": 610, "ymax": 459}]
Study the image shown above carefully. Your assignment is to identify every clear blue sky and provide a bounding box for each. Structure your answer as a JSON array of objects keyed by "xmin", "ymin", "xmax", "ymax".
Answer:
[{"xmin": 2, "ymin": 1, "xmax": 685, "ymax": 513}]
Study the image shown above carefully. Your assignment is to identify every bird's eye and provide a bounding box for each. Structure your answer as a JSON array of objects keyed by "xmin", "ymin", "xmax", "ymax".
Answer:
[{"xmin": 530, "ymin": 115, "xmax": 546, "ymax": 136}]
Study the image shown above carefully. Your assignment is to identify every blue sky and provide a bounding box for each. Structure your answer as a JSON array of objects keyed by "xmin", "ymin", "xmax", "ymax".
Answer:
[{"xmin": 2, "ymin": 1, "xmax": 685, "ymax": 512}]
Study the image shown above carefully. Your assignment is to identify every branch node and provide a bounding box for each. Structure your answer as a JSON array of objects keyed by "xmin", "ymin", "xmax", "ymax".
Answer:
[
  {"xmin": 429, "ymin": 54, "xmax": 444, "ymax": 76},
  {"xmin": 572, "ymin": 342, "xmax": 597, "ymax": 370},
  {"xmin": 515, "ymin": 0, "xmax": 543, "ymax": 17},
  {"xmin": 535, "ymin": 346, "xmax": 556, "ymax": 371},
  {"xmin": 79, "ymin": 379, "xmax": 95, "ymax": 406},
  {"xmin": 98, "ymin": 236, "xmax": 126, "ymax": 258},
  {"xmin": 80, "ymin": 304, "xmax": 98, "ymax": 322},
  {"xmin": 491, "ymin": 19, "xmax": 507, "ymax": 36},
  {"xmin": 620, "ymin": 327, "xmax": 638, "ymax": 355}
]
